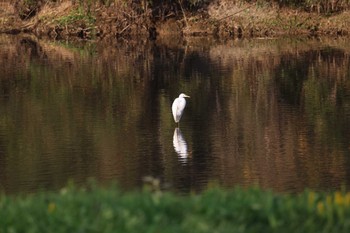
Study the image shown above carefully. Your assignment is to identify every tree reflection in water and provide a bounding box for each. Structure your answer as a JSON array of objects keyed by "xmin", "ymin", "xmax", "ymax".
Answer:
[{"xmin": 0, "ymin": 35, "xmax": 350, "ymax": 194}]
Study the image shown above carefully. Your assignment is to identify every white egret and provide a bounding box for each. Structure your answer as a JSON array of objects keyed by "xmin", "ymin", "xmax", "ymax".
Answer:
[{"xmin": 172, "ymin": 93, "xmax": 190, "ymax": 123}]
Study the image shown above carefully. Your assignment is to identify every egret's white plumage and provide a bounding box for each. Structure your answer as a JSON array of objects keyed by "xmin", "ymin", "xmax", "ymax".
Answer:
[{"xmin": 172, "ymin": 93, "xmax": 190, "ymax": 123}]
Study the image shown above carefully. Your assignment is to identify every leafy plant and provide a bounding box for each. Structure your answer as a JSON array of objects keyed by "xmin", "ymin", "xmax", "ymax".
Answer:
[
  {"xmin": 2, "ymin": 184, "xmax": 350, "ymax": 233},
  {"xmin": 54, "ymin": 7, "xmax": 95, "ymax": 27}
]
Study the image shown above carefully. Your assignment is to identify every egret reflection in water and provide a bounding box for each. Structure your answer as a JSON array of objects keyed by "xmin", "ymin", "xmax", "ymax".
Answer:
[{"xmin": 173, "ymin": 127, "xmax": 188, "ymax": 163}]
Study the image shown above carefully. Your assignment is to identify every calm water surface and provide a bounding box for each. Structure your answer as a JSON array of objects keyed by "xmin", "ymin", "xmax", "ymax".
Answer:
[{"xmin": 1, "ymin": 35, "xmax": 350, "ymax": 194}]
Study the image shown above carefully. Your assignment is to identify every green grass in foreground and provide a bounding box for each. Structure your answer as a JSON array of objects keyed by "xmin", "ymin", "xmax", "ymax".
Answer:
[{"xmin": 1, "ymin": 183, "xmax": 350, "ymax": 233}]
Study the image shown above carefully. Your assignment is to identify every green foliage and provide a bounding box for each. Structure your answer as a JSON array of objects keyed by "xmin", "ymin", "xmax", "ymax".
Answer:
[
  {"xmin": 2, "ymin": 184, "xmax": 350, "ymax": 232},
  {"xmin": 53, "ymin": 7, "xmax": 96, "ymax": 27}
]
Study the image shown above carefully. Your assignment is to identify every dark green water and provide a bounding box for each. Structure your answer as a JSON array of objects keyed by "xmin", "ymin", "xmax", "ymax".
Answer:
[{"xmin": 1, "ymin": 35, "xmax": 350, "ymax": 194}]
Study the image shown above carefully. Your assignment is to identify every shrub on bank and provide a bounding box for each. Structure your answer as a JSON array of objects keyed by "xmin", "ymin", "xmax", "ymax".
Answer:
[{"xmin": 1, "ymin": 184, "xmax": 350, "ymax": 232}]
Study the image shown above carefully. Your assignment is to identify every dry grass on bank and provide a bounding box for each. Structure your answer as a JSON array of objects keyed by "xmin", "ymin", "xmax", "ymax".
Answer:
[{"xmin": 1, "ymin": 0, "xmax": 350, "ymax": 38}]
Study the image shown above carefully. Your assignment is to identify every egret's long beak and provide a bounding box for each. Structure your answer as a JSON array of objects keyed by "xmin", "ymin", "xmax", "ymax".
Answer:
[{"xmin": 185, "ymin": 95, "xmax": 190, "ymax": 98}]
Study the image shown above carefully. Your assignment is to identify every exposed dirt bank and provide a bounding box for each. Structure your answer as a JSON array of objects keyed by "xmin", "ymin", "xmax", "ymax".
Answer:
[{"xmin": 1, "ymin": 1, "xmax": 350, "ymax": 40}]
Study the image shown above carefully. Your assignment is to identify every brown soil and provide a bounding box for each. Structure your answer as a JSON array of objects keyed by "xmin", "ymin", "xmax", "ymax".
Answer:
[{"xmin": 1, "ymin": 0, "xmax": 350, "ymax": 40}]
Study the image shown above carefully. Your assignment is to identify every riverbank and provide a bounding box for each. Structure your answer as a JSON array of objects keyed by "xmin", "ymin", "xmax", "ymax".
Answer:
[
  {"xmin": 1, "ymin": 1, "xmax": 350, "ymax": 40},
  {"xmin": 2, "ymin": 183, "xmax": 350, "ymax": 232}
]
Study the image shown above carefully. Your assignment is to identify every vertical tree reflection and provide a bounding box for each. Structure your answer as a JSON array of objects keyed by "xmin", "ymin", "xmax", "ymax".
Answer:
[{"xmin": 1, "ymin": 35, "xmax": 350, "ymax": 194}]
